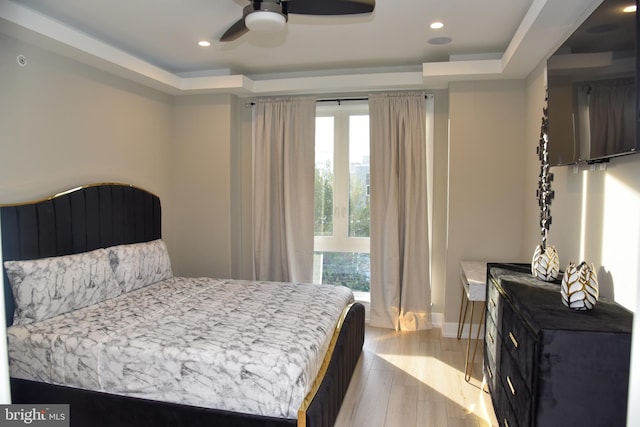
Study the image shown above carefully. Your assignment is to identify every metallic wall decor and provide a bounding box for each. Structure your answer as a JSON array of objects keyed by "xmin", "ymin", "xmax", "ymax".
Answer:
[{"xmin": 532, "ymin": 90, "xmax": 558, "ymax": 281}]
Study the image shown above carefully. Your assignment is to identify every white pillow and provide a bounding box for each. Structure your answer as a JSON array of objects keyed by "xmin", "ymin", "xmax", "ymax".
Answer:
[
  {"xmin": 108, "ymin": 239, "xmax": 173, "ymax": 293},
  {"xmin": 4, "ymin": 248, "xmax": 122, "ymax": 325}
]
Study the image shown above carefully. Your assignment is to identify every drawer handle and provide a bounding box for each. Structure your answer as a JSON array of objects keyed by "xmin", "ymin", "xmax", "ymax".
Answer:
[
  {"xmin": 506, "ymin": 375, "xmax": 516, "ymax": 395},
  {"xmin": 490, "ymin": 298, "xmax": 497, "ymax": 308},
  {"xmin": 508, "ymin": 331, "xmax": 519, "ymax": 349},
  {"xmin": 488, "ymin": 332, "xmax": 495, "ymax": 345},
  {"xmin": 487, "ymin": 365, "xmax": 493, "ymax": 378}
]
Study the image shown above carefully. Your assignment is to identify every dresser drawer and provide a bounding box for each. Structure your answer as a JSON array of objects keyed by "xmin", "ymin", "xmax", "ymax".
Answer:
[
  {"xmin": 482, "ymin": 353, "xmax": 497, "ymax": 389},
  {"xmin": 501, "ymin": 301, "xmax": 536, "ymax": 387},
  {"xmin": 500, "ymin": 349, "xmax": 532, "ymax": 427},
  {"xmin": 484, "ymin": 343, "xmax": 498, "ymax": 391},
  {"xmin": 484, "ymin": 312, "xmax": 500, "ymax": 370},
  {"xmin": 489, "ymin": 374, "xmax": 521, "ymax": 427},
  {"xmin": 487, "ymin": 279, "xmax": 503, "ymax": 325}
]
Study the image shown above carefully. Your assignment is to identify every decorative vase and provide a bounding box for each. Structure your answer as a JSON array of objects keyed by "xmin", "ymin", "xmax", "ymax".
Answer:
[
  {"xmin": 561, "ymin": 261, "xmax": 599, "ymax": 310},
  {"xmin": 531, "ymin": 244, "xmax": 559, "ymax": 281}
]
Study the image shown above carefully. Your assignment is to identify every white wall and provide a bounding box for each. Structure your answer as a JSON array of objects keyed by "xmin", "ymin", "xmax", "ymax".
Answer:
[
  {"xmin": 0, "ymin": 34, "xmax": 173, "ymax": 205},
  {"xmin": 444, "ymin": 80, "xmax": 527, "ymax": 329},
  {"xmin": 429, "ymin": 89, "xmax": 451, "ymax": 316},
  {"xmin": 167, "ymin": 94, "xmax": 236, "ymax": 278},
  {"xmin": 236, "ymin": 101, "xmax": 257, "ymax": 280}
]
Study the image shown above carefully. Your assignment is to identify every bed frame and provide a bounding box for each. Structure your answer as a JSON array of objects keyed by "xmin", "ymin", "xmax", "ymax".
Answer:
[{"xmin": 1, "ymin": 183, "xmax": 365, "ymax": 427}]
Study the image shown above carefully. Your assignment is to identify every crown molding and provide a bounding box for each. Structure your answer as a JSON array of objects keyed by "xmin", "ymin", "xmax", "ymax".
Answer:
[{"xmin": 1, "ymin": 0, "xmax": 602, "ymax": 97}]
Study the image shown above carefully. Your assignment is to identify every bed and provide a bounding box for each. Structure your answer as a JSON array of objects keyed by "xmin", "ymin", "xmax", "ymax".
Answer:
[{"xmin": 1, "ymin": 183, "xmax": 365, "ymax": 427}]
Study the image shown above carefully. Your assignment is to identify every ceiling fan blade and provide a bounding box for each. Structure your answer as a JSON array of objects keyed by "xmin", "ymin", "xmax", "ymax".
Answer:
[
  {"xmin": 285, "ymin": 0, "xmax": 374, "ymax": 15},
  {"xmin": 220, "ymin": 18, "xmax": 249, "ymax": 42}
]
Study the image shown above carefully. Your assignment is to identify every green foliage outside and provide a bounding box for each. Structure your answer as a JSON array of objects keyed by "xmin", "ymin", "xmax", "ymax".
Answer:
[
  {"xmin": 317, "ymin": 252, "xmax": 371, "ymax": 292},
  {"xmin": 314, "ymin": 161, "xmax": 370, "ymax": 292},
  {"xmin": 349, "ymin": 178, "xmax": 370, "ymax": 237},
  {"xmin": 315, "ymin": 160, "xmax": 333, "ymax": 236}
]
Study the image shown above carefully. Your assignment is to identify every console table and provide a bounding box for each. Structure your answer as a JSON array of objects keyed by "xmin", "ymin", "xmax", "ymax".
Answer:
[{"xmin": 484, "ymin": 263, "xmax": 633, "ymax": 427}]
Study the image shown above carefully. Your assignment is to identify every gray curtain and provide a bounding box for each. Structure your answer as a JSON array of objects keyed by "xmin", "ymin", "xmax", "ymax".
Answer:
[
  {"xmin": 253, "ymin": 96, "xmax": 316, "ymax": 283},
  {"xmin": 368, "ymin": 92, "xmax": 431, "ymax": 331},
  {"xmin": 588, "ymin": 78, "xmax": 635, "ymax": 158}
]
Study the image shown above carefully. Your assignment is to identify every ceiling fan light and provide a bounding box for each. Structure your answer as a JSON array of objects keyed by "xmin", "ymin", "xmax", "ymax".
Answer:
[{"xmin": 245, "ymin": 10, "xmax": 287, "ymax": 33}]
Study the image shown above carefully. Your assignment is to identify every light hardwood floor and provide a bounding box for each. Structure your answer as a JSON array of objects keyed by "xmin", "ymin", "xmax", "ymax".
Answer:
[{"xmin": 334, "ymin": 325, "xmax": 498, "ymax": 427}]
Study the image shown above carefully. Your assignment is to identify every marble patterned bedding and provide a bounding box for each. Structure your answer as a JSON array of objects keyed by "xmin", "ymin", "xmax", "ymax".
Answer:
[{"xmin": 7, "ymin": 277, "xmax": 354, "ymax": 419}]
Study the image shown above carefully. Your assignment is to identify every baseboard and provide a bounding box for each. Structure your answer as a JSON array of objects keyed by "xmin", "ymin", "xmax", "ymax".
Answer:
[
  {"xmin": 441, "ymin": 321, "xmax": 485, "ymax": 339},
  {"xmin": 431, "ymin": 312, "xmax": 444, "ymax": 328},
  {"xmin": 359, "ymin": 310, "xmax": 484, "ymax": 339}
]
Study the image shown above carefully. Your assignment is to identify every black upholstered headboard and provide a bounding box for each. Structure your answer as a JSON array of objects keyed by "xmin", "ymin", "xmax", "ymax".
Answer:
[{"xmin": 1, "ymin": 183, "xmax": 161, "ymax": 326}]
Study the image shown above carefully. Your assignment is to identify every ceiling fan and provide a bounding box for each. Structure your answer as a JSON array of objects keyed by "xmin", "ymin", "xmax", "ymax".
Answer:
[{"xmin": 220, "ymin": 0, "xmax": 375, "ymax": 42}]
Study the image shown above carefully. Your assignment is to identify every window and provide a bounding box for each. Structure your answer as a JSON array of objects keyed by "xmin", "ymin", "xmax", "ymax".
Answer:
[{"xmin": 313, "ymin": 103, "xmax": 370, "ymax": 293}]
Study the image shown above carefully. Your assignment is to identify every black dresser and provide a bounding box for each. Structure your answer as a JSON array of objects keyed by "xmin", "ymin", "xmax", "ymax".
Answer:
[{"xmin": 484, "ymin": 263, "xmax": 633, "ymax": 427}]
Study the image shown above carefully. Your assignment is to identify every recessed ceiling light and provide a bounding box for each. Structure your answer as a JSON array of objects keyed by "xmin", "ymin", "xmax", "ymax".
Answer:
[
  {"xmin": 198, "ymin": 40, "xmax": 211, "ymax": 47},
  {"xmin": 623, "ymin": 5, "xmax": 636, "ymax": 12},
  {"xmin": 430, "ymin": 22, "xmax": 445, "ymax": 30}
]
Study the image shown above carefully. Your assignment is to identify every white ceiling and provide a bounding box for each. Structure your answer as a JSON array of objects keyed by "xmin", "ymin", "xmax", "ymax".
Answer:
[{"xmin": 0, "ymin": 0, "xmax": 605, "ymax": 96}]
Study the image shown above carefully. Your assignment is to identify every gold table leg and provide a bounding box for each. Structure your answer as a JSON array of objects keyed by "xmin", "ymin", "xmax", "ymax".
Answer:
[
  {"xmin": 464, "ymin": 303, "xmax": 486, "ymax": 383},
  {"xmin": 456, "ymin": 290, "xmax": 469, "ymax": 340}
]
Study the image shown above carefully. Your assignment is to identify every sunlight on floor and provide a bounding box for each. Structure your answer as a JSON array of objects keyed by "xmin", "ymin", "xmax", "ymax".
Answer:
[
  {"xmin": 377, "ymin": 348, "xmax": 494, "ymax": 424},
  {"xmin": 336, "ymin": 326, "xmax": 498, "ymax": 427}
]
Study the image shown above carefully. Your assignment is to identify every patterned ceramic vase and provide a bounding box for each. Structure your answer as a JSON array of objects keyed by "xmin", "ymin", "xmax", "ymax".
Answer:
[
  {"xmin": 531, "ymin": 245, "xmax": 559, "ymax": 281},
  {"xmin": 561, "ymin": 261, "xmax": 599, "ymax": 310}
]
